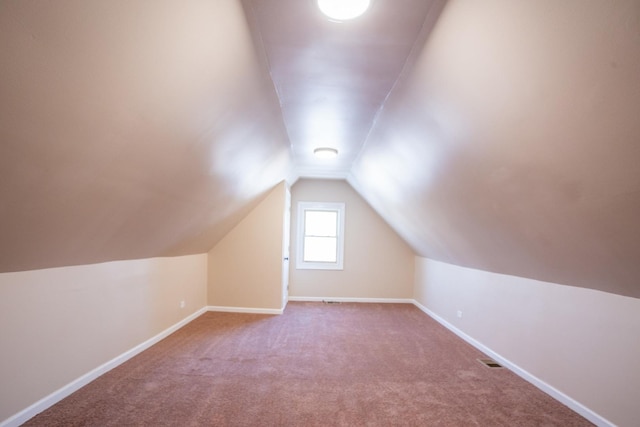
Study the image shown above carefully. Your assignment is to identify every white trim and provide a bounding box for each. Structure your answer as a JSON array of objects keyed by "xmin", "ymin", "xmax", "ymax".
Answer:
[
  {"xmin": 0, "ymin": 307, "xmax": 208, "ymax": 427},
  {"xmin": 411, "ymin": 300, "xmax": 614, "ymax": 427},
  {"xmin": 292, "ymin": 167, "xmax": 350, "ymax": 181},
  {"xmin": 207, "ymin": 305, "xmax": 284, "ymax": 315},
  {"xmin": 288, "ymin": 296, "xmax": 413, "ymax": 304}
]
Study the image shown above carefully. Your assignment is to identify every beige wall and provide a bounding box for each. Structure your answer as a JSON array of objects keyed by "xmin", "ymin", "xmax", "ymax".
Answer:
[
  {"xmin": 0, "ymin": 254, "xmax": 207, "ymax": 423},
  {"xmin": 208, "ymin": 182, "xmax": 287, "ymax": 310},
  {"xmin": 414, "ymin": 256, "xmax": 640, "ymax": 427},
  {"xmin": 290, "ymin": 179, "xmax": 414, "ymax": 299}
]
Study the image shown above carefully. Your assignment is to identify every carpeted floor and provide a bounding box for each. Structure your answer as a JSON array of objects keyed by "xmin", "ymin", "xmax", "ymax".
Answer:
[{"xmin": 24, "ymin": 302, "xmax": 592, "ymax": 426}]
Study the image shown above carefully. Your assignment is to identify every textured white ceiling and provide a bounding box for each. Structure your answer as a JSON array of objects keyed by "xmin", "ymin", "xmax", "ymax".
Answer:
[{"xmin": 243, "ymin": 0, "xmax": 441, "ymax": 180}]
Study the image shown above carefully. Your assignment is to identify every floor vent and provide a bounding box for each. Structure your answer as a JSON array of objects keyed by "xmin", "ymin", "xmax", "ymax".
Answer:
[
  {"xmin": 322, "ymin": 300, "xmax": 341, "ymax": 304},
  {"xmin": 477, "ymin": 358, "xmax": 503, "ymax": 368}
]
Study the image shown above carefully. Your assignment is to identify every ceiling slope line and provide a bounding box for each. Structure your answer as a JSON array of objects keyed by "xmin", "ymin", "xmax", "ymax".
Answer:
[
  {"xmin": 348, "ymin": 0, "xmax": 448, "ymax": 173},
  {"xmin": 240, "ymin": 0, "xmax": 295, "ymax": 162}
]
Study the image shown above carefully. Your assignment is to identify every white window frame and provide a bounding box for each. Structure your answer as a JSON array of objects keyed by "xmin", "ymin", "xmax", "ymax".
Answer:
[{"xmin": 296, "ymin": 201, "xmax": 345, "ymax": 270}]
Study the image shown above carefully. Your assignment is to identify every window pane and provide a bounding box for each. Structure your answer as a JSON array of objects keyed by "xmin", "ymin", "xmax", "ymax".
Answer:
[
  {"xmin": 305, "ymin": 210, "xmax": 337, "ymax": 237},
  {"xmin": 296, "ymin": 201, "xmax": 344, "ymax": 270},
  {"xmin": 303, "ymin": 236, "xmax": 337, "ymax": 262}
]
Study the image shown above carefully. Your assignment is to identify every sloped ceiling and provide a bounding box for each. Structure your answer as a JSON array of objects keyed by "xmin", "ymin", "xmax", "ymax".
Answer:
[
  {"xmin": 0, "ymin": 0, "xmax": 292, "ymax": 271},
  {"xmin": 349, "ymin": 0, "xmax": 640, "ymax": 298},
  {"xmin": 1, "ymin": 1, "xmax": 639, "ymax": 299}
]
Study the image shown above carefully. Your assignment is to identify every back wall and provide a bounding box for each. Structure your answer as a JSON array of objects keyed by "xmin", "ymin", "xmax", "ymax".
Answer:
[{"xmin": 289, "ymin": 179, "xmax": 414, "ymax": 300}]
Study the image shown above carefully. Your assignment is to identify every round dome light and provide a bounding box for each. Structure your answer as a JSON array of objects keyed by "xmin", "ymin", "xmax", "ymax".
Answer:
[
  {"xmin": 313, "ymin": 147, "xmax": 339, "ymax": 159},
  {"xmin": 317, "ymin": 0, "xmax": 371, "ymax": 21}
]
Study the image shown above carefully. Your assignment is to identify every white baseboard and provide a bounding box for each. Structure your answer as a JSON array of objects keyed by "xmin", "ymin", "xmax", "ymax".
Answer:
[
  {"xmin": 207, "ymin": 305, "xmax": 284, "ymax": 315},
  {"xmin": 288, "ymin": 296, "xmax": 414, "ymax": 304},
  {"xmin": 411, "ymin": 300, "xmax": 613, "ymax": 427},
  {"xmin": 0, "ymin": 307, "xmax": 207, "ymax": 427}
]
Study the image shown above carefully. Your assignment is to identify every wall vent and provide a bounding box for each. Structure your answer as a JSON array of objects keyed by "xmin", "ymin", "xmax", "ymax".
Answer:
[{"xmin": 477, "ymin": 358, "xmax": 503, "ymax": 368}]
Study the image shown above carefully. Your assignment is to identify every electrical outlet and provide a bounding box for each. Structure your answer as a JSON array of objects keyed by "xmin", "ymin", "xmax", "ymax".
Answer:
[
  {"xmin": 456, "ymin": 310, "xmax": 463, "ymax": 319},
  {"xmin": 180, "ymin": 300, "xmax": 185, "ymax": 309}
]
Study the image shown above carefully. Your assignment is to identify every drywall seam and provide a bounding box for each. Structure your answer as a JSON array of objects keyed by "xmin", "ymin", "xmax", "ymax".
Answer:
[
  {"xmin": 207, "ymin": 305, "xmax": 284, "ymax": 315},
  {"xmin": 0, "ymin": 307, "xmax": 208, "ymax": 427},
  {"xmin": 411, "ymin": 300, "xmax": 613, "ymax": 427},
  {"xmin": 288, "ymin": 296, "xmax": 414, "ymax": 304}
]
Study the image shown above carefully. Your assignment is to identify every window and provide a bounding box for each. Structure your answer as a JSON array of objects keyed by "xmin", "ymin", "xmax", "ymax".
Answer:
[{"xmin": 296, "ymin": 202, "xmax": 345, "ymax": 270}]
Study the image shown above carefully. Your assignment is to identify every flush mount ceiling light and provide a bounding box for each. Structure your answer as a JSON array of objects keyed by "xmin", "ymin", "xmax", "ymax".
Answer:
[
  {"xmin": 317, "ymin": 0, "xmax": 371, "ymax": 21},
  {"xmin": 313, "ymin": 147, "xmax": 339, "ymax": 159}
]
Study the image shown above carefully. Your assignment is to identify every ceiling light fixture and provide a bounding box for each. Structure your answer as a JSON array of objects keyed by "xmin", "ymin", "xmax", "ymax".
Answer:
[
  {"xmin": 317, "ymin": 0, "xmax": 371, "ymax": 21},
  {"xmin": 313, "ymin": 147, "xmax": 339, "ymax": 159}
]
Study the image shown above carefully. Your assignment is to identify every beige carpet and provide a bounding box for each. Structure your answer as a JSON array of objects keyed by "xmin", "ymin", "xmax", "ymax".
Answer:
[{"xmin": 25, "ymin": 302, "xmax": 592, "ymax": 426}]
